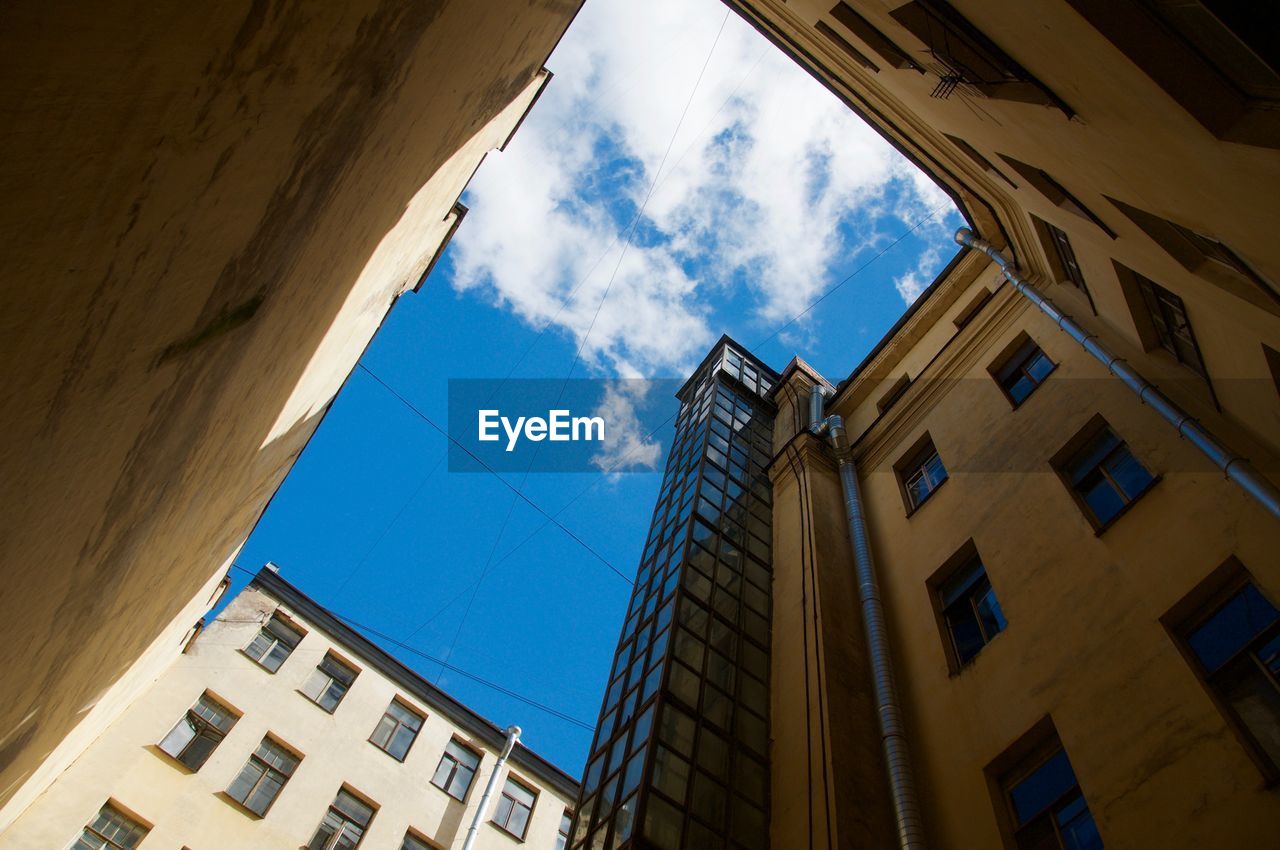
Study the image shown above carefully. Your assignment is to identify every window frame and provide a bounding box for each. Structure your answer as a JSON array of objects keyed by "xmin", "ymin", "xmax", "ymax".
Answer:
[
  {"xmin": 1064, "ymin": 0, "xmax": 1280, "ymax": 149},
  {"xmin": 309, "ymin": 786, "xmax": 377, "ymax": 850},
  {"xmin": 556, "ymin": 809, "xmax": 573, "ymax": 850},
  {"xmin": 156, "ymin": 691, "xmax": 239, "ymax": 771},
  {"xmin": 242, "ymin": 612, "xmax": 305, "ymax": 673},
  {"xmin": 225, "ymin": 735, "xmax": 301, "ymax": 817},
  {"xmin": 985, "ymin": 718, "xmax": 1103, "ymax": 850},
  {"xmin": 928, "ymin": 542, "xmax": 1008, "ymax": 673},
  {"xmin": 829, "ymin": 2, "xmax": 923, "ymax": 71},
  {"xmin": 491, "ymin": 774, "xmax": 539, "ymax": 841},
  {"xmin": 895, "ymin": 434, "xmax": 950, "ymax": 514},
  {"xmin": 1164, "ymin": 560, "xmax": 1280, "ymax": 784},
  {"xmin": 301, "ymin": 652, "xmax": 360, "ymax": 714},
  {"xmin": 989, "ymin": 333, "xmax": 1057, "ymax": 408},
  {"xmin": 368, "ymin": 697, "xmax": 425, "ymax": 762},
  {"xmin": 888, "ymin": 0, "xmax": 1072, "ymax": 113},
  {"xmin": 1051, "ymin": 416, "xmax": 1159, "ymax": 532},
  {"xmin": 1113, "ymin": 263, "xmax": 1218, "ymax": 400},
  {"xmin": 72, "ymin": 802, "xmax": 150, "ymax": 850},
  {"xmin": 431, "ymin": 738, "xmax": 482, "ymax": 801}
]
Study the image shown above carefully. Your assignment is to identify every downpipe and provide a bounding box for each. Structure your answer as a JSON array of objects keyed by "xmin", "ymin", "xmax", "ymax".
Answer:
[
  {"xmin": 460, "ymin": 725, "xmax": 521, "ymax": 850},
  {"xmin": 811, "ymin": 383, "xmax": 927, "ymax": 850},
  {"xmin": 955, "ymin": 227, "xmax": 1280, "ymax": 520}
]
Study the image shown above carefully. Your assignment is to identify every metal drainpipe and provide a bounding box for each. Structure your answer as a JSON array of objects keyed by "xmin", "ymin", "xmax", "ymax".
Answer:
[
  {"xmin": 955, "ymin": 227, "xmax": 1280, "ymax": 520},
  {"xmin": 810, "ymin": 383, "xmax": 927, "ymax": 850},
  {"xmin": 460, "ymin": 725, "xmax": 521, "ymax": 850}
]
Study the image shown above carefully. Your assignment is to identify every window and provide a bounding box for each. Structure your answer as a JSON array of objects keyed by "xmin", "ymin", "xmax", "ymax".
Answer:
[
  {"xmin": 999, "ymin": 157, "xmax": 1115, "ymax": 237},
  {"xmin": 431, "ymin": 739, "xmax": 481, "ymax": 800},
  {"xmin": 72, "ymin": 803, "xmax": 148, "ymax": 850},
  {"xmin": 226, "ymin": 736, "xmax": 300, "ymax": 816},
  {"xmin": 369, "ymin": 699, "xmax": 423, "ymax": 761},
  {"xmin": 1064, "ymin": 0, "xmax": 1280, "ymax": 148},
  {"xmin": 492, "ymin": 776, "xmax": 537, "ymax": 840},
  {"xmin": 935, "ymin": 552, "xmax": 1007, "ymax": 668},
  {"xmin": 889, "ymin": 0, "xmax": 1070, "ymax": 113},
  {"xmin": 992, "ymin": 336, "xmax": 1056, "ymax": 407},
  {"xmin": 815, "ymin": 21, "xmax": 880, "ymax": 72},
  {"xmin": 829, "ymin": 2, "xmax": 921, "ymax": 71},
  {"xmin": 243, "ymin": 613, "xmax": 304, "ymax": 672},
  {"xmin": 401, "ymin": 832, "xmax": 436, "ymax": 850},
  {"xmin": 1035, "ymin": 218, "xmax": 1089, "ymax": 292},
  {"xmin": 1107, "ymin": 197, "xmax": 1280, "ymax": 309},
  {"xmin": 302, "ymin": 653, "xmax": 358, "ymax": 712},
  {"xmin": 1135, "ymin": 275, "xmax": 1210, "ymax": 380},
  {"xmin": 309, "ymin": 788, "xmax": 376, "ymax": 850},
  {"xmin": 953, "ymin": 286, "xmax": 994, "ymax": 330},
  {"xmin": 556, "ymin": 810, "xmax": 573, "ymax": 850},
  {"xmin": 1002, "ymin": 746, "xmax": 1103, "ymax": 850},
  {"xmin": 897, "ymin": 436, "xmax": 949, "ymax": 511},
  {"xmin": 1178, "ymin": 579, "xmax": 1280, "ymax": 776},
  {"xmin": 944, "ymin": 134, "xmax": 1017, "ymax": 188},
  {"xmin": 1055, "ymin": 421, "xmax": 1155, "ymax": 528},
  {"xmin": 875, "ymin": 375, "xmax": 911, "ymax": 414},
  {"xmin": 157, "ymin": 692, "xmax": 238, "ymax": 770}
]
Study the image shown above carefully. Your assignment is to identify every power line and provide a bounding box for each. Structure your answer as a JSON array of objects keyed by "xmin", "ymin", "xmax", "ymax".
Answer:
[
  {"xmin": 751, "ymin": 202, "xmax": 952, "ymax": 350},
  {"xmin": 226, "ymin": 563, "xmax": 593, "ymax": 731},
  {"xmin": 355, "ymin": 362, "xmax": 633, "ymax": 585}
]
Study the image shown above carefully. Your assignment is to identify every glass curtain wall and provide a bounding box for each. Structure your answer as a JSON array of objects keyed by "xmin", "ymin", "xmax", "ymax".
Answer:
[{"xmin": 569, "ymin": 338, "xmax": 777, "ymax": 850}]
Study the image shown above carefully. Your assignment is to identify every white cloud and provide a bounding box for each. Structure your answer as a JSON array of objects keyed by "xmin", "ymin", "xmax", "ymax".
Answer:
[
  {"xmin": 588, "ymin": 382, "xmax": 663, "ymax": 475},
  {"xmin": 451, "ymin": 0, "xmax": 956, "ymax": 376}
]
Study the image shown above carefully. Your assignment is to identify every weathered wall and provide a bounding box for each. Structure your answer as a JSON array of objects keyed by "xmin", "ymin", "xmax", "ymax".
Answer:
[
  {"xmin": 0, "ymin": 0, "xmax": 579, "ymax": 826},
  {"xmin": 0, "ymin": 580, "xmax": 576, "ymax": 849}
]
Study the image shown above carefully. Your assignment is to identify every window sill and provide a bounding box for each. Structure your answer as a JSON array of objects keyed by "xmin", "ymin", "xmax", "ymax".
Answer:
[
  {"xmin": 368, "ymin": 740, "xmax": 411, "ymax": 763},
  {"xmin": 1004, "ymin": 364, "xmax": 1058, "ymax": 411},
  {"xmin": 216, "ymin": 791, "xmax": 267, "ymax": 820},
  {"xmin": 904, "ymin": 475, "xmax": 950, "ymax": 518},
  {"xmin": 1092, "ymin": 475, "xmax": 1162, "ymax": 537},
  {"xmin": 145, "ymin": 744, "xmax": 198, "ymax": 774},
  {"xmin": 489, "ymin": 821, "xmax": 527, "ymax": 843},
  {"xmin": 296, "ymin": 690, "xmax": 340, "ymax": 715},
  {"xmin": 238, "ymin": 648, "xmax": 281, "ymax": 674},
  {"xmin": 430, "ymin": 782, "xmax": 468, "ymax": 804},
  {"xmin": 946, "ymin": 628, "xmax": 1008, "ymax": 678}
]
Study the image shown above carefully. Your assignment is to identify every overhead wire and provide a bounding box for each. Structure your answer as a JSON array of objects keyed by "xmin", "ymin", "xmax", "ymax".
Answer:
[{"xmin": 226, "ymin": 563, "xmax": 593, "ymax": 731}]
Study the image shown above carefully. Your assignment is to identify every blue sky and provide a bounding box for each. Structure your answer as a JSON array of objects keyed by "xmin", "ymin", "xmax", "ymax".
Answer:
[{"xmin": 226, "ymin": 0, "xmax": 963, "ymax": 776}]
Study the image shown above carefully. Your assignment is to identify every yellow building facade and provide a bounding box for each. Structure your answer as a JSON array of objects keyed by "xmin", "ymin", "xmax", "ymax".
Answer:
[
  {"xmin": 735, "ymin": 1, "xmax": 1280, "ymax": 848},
  {"xmin": 0, "ymin": 0, "xmax": 582, "ymax": 831},
  {"xmin": 0, "ymin": 567, "xmax": 577, "ymax": 850}
]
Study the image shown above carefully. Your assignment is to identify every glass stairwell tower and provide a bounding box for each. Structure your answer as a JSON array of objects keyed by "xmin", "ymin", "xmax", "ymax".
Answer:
[{"xmin": 569, "ymin": 337, "xmax": 778, "ymax": 850}]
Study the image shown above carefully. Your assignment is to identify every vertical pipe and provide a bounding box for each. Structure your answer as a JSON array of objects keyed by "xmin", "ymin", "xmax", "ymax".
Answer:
[
  {"xmin": 461, "ymin": 725, "xmax": 521, "ymax": 850},
  {"xmin": 809, "ymin": 382, "xmax": 927, "ymax": 850},
  {"xmin": 954, "ymin": 227, "xmax": 1280, "ymax": 520}
]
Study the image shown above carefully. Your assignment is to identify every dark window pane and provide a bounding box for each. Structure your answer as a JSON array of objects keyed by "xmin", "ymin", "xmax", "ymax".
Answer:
[
  {"xmin": 1103, "ymin": 447, "xmax": 1153, "ymax": 499},
  {"xmin": 1187, "ymin": 583, "xmax": 1280, "ymax": 672},
  {"xmin": 1056, "ymin": 792, "xmax": 1104, "ymax": 850},
  {"xmin": 1009, "ymin": 749, "xmax": 1078, "ymax": 824},
  {"xmin": 1216, "ymin": 648, "xmax": 1280, "ymax": 766},
  {"xmin": 975, "ymin": 584, "xmax": 1008, "ymax": 640},
  {"xmin": 1080, "ymin": 475, "xmax": 1126, "ymax": 525},
  {"xmin": 947, "ymin": 607, "xmax": 986, "ymax": 665}
]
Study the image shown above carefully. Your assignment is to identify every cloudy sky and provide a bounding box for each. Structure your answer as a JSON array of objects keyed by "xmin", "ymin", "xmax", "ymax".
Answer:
[
  {"xmin": 452, "ymin": 0, "xmax": 960, "ymax": 381},
  {"xmin": 228, "ymin": 0, "xmax": 962, "ymax": 776}
]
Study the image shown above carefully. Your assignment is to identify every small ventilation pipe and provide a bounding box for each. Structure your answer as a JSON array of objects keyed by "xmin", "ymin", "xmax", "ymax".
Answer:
[
  {"xmin": 461, "ymin": 725, "xmax": 521, "ymax": 850},
  {"xmin": 955, "ymin": 227, "xmax": 1280, "ymax": 520},
  {"xmin": 810, "ymin": 382, "xmax": 927, "ymax": 850}
]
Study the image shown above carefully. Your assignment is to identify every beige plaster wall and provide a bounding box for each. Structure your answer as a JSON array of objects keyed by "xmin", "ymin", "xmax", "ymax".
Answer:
[
  {"xmin": 0, "ymin": 0, "xmax": 579, "ymax": 825},
  {"xmin": 0, "ymin": 583, "xmax": 574, "ymax": 849},
  {"xmin": 825, "ymin": 272, "xmax": 1280, "ymax": 848}
]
